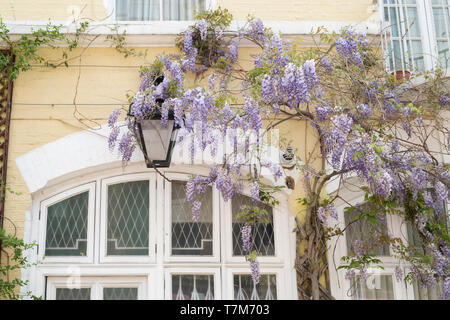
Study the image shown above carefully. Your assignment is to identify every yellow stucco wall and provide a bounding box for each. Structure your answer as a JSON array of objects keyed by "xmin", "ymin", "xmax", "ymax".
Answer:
[{"xmin": 0, "ymin": 0, "xmax": 377, "ymax": 22}]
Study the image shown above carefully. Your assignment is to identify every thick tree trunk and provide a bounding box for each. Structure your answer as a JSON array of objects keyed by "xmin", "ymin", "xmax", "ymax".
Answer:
[{"xmin": 295, "ymin": 205, "xmax": 333, "ymax": 300}]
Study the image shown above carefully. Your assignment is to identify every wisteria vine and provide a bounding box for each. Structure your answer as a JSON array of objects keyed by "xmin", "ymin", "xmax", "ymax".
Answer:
[{"xmin": 107, "ymin": 8, "xmax": 449, "ymax": 299}]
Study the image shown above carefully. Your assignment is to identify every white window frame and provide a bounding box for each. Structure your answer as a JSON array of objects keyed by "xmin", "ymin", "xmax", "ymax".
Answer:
[
  {"xmin": 25, "ymin": 164, "xmax": 295, "ymax": 300},
  {"xmin": 164, "ymin": 172, "xmax": 220, "ymax": 263},
  {"xmin": 103, "ymin": 0, "xmax": 216, "ymax": 22},
  {"xmin": 46, "ymin": 276, "xmax": 147, "ymax": 300},
  {"xmin": 99, "ymin": 173, "xmax": 157, "ymax": 264},
  {"xmin": 379, "ymin": 0, "xmax": 450, "ymax": 73},
  {"xmin": 222, "ymin": 267, "xmax": 287, "ymax": 300},
  {"xmin": 38, "ymin": 182, "xmax": 96, "ymax": 264},
  {"xmin": 327, "ymin": 185, "xmax": 413, "ymax": 300},
  {"xmin": 221, "ymin": 188, "xmax": 290, "ymax": 265},
  {"xmin": 164, "ymin": 267, "xmax": 221, "ymax": 300}
]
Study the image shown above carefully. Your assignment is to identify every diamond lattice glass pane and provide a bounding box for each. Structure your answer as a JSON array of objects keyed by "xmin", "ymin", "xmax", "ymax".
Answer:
[
  {"xmin": 107, "ymin": 181, "xmax": 149, "ymax": 255},
  {"xmin": 345, "ymin": 203, "xmax": 390, "ymax": 256},
  {"xmin": 172, "ymin": 274, "xmax": 214, "ymax": 300},
  {"xmin": 232, "ymin": 194, "xmax": 275, "ymax": 256},
  {"xmin": 103, "ymin": 288, "xmax": 138, "ymax": 300},
  {"xmin": 233, "ymin": 274, "xmax": 277, "ymax": 300},
  {"xmin": 171, "ymin": 181, "xmax": 213, "ymax": 256},
  {"xmin": 351, "ymin": 275, "xmax": 394, "ymax": 300},
  {"xmin": 45, "ymin": 192, "xmax": 88, "ymax": 256},
  {"xmin": 55, "ymin": 288, "xmax": 91, "ymax": 300}
]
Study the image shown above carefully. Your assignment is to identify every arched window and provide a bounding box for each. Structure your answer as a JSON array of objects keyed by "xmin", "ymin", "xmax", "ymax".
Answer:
[{"xmin": 27, "ymin": 168, "xmax": 295, "ymax": 300}]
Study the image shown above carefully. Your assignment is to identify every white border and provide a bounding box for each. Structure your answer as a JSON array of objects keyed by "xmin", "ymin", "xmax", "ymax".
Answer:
[
  {"xmin": 46, "ymin": 276, "xmax": 147, "ymax": 300},
  {"xmin": 222, "ymin": 267, "xmax": 287, "ymax": 300},
  {"xmin": 99, "ymin": 173, "xmax": 157, "ymax": 263},
  {"xmin": 164, "ymin": 267, "xmax": 221, "ymax": 300},
  {"xmin": 164, "ymin": 172, "xmax": 220, "ymax": 263},
  {"xmin": 38, "ymin": 182, "xmax": 96, "ymax": 264},
  {"xmin": 221, "ymin": 187, "xmax": 290, "ymax": 265}
]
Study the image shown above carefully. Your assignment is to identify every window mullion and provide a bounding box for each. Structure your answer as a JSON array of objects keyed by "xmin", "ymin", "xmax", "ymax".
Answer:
[{"xmin": 418, "ymin": 0, "xmax": 437, "ymax": 70}]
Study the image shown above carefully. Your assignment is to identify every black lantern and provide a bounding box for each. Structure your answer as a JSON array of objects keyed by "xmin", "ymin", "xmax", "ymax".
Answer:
[{"xmin": 129, "ymin": 76, "xmax": 180, "ymax": 168}]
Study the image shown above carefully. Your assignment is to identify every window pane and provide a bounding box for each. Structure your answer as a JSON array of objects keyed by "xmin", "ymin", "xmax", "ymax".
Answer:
[
  {"xmin": 437, "ymin": 41, "xmax": 450, "ymax": 67},
  {"xmin": 232, "ymin": 194, "xmax": 275, "ymax": 256},
  {"xmin": 171, "ymin": 181, "xmax": 213, "ymax": 256},
  {"xmin": 107, "ymin": 181, "xmax": 149, "ymax": 256},
  {"xmin": 407, "ymin": 191, "xmax": 447, "ymax": 253},
  {"xmin": 172, "ymin": 275, "xmax": 214, "ymax": 300},
  {"xmin": 56, "ymin": 288, "xmax": 90, "ymax": 300},
  {"xmin": 233, "ymin": 274, "xmax": 277, "ymax": 300},
  {"xmin": 410, "ymin": 40, "xmax": 425, "ymax": 71},
  {"xmin": 45, "ymin": 192, "xmax": 88, "ymax": 256},
  {"xmin": 406, "ymin": 7, "xmax": 420, "ymax": 37},
  {"xmin": 116, "ymin": 0, "xmax": 160, "ymax": 21},
  {"xmin": 352, "ymin": 275, "xmax": 394, "ymax": 300},
  {"xmin": 383, "ymin": 1, "xmax": 423, "ymax": 73},
  {"xmin": 345, "ymin": 203, "xmax": 390, "ymax": 256},
  {"xmin": 103, "ymin": 288, "xmax": 138, "ymax": 300},
  {"xmin": 163, "ymin": 0, "xmax": 206, "ymax": 21},
  {"xmin": 433, "ymin": 7, "xmax": 450, "ymax": 39},
  {"xmin": 412, "ymin": 281, "xmax": 443, "ymax": 300}
]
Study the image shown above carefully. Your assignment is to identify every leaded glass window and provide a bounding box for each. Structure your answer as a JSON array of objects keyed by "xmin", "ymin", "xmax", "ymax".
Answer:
[
  {"xmin": 107, "ymin": 181, "xmax": 149, "ymax": 255},
  {"xmin": 103, "ymin": 287, "xmax": 138, "ymax": 300},
  {"xmin": 345, "ymin": 203, "xmax": 390, "ymax": 256},
  {"xmin": 56, "ymin": 288, "xmax": 91, "ymax": 300},
  {"xmin": 172, "ymin": 275, "xmax": 214, "ymax": 300},
  {"xmin": 233, "ymin": 274, "xmax": 277, "ymax": 300},
  {"xmin": 171, "ymin": 181, "xmax": 213, "ymax": 256},
  {"xmin": 351, "ymin": 275, "xmax": 395, "ymax": 300},
  {"xmin": 45, "ymin": 192, "xmax": 88, "ymax": 256},
  {"xmin": 232, "ymin": 194, "xmax": 275, "ymax": 256}
]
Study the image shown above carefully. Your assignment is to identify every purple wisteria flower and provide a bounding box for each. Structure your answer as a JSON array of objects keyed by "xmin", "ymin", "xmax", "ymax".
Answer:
[
  {"xmin": 317, "ymin": 206, "xmax": 327, "ymax": 226},
  {"xmin": 356, "ymin": 104, "xmax": 372, "ymax": 118},
  {"xmin": 248, "ymin": 18, "xmax": 265, "ymax": 43},
  {"xmin": 327, "ymin": 204, "xmax": 338, "ymax": 221},
  {"xmin": 108, "ymin": 109, "xmax": 121, "ymax": 128},
  {"xmin": 118, "ymin": 133, "xmax": 135, "ymax": 164},
  {"xmin": 435, "ymin": 181, "xmax": 448, "ymax": 202},
  {"xmin": 250, "ymin": 259, "xmax": 261, "ymax": 284},
  {"xmin": 192, "ymin": 200, "xmax": 202, "ymax": 222},
  {"xmin": 320, "ymin": 57, "xmax": 333, "ymax": 73},
  {"xmin": 353, "ymin": 240, "xmax": 365, "ymax": 257},
  {"xmin": 443, "ymin": 277, "xmax": 450, "ymax": 300},
  {"xmin": 108, "ymin": 127, "xmax": 119, "ymax": 150},
  {"xmin": 315, "ymin": 105, "xmax": 332, "ymax": 121},
  {"xmin": 227, "ymin": 41, "xmax": 239, "ymax": 63},
  {"xmin": 395, "ymin": 266, "xmax": 403, "ymax": 282},
  {"xmin": 241, "ymin": 223, "xmax": 252, "ymax": 253},
  {"xmin": 250, "ymin": 182, "xmax": 260, "ymax": 203},
  {"xmin": 345, "ymin": 269, "xmax": 355, "ymax": 281},
  {"xmin": 359, "ymin": 267, "xmax": 368, "ymax": 282},
  {"xmin": 439, "ymin": 94, "xmax": 450, "ymax": 108},
  {"xmin": 196, "ymin": 19, "xmax": 208, "ymax": 41},
  {"xmin": 208, "ymin": 73, "xmax": 216, "ymax": 90}
]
